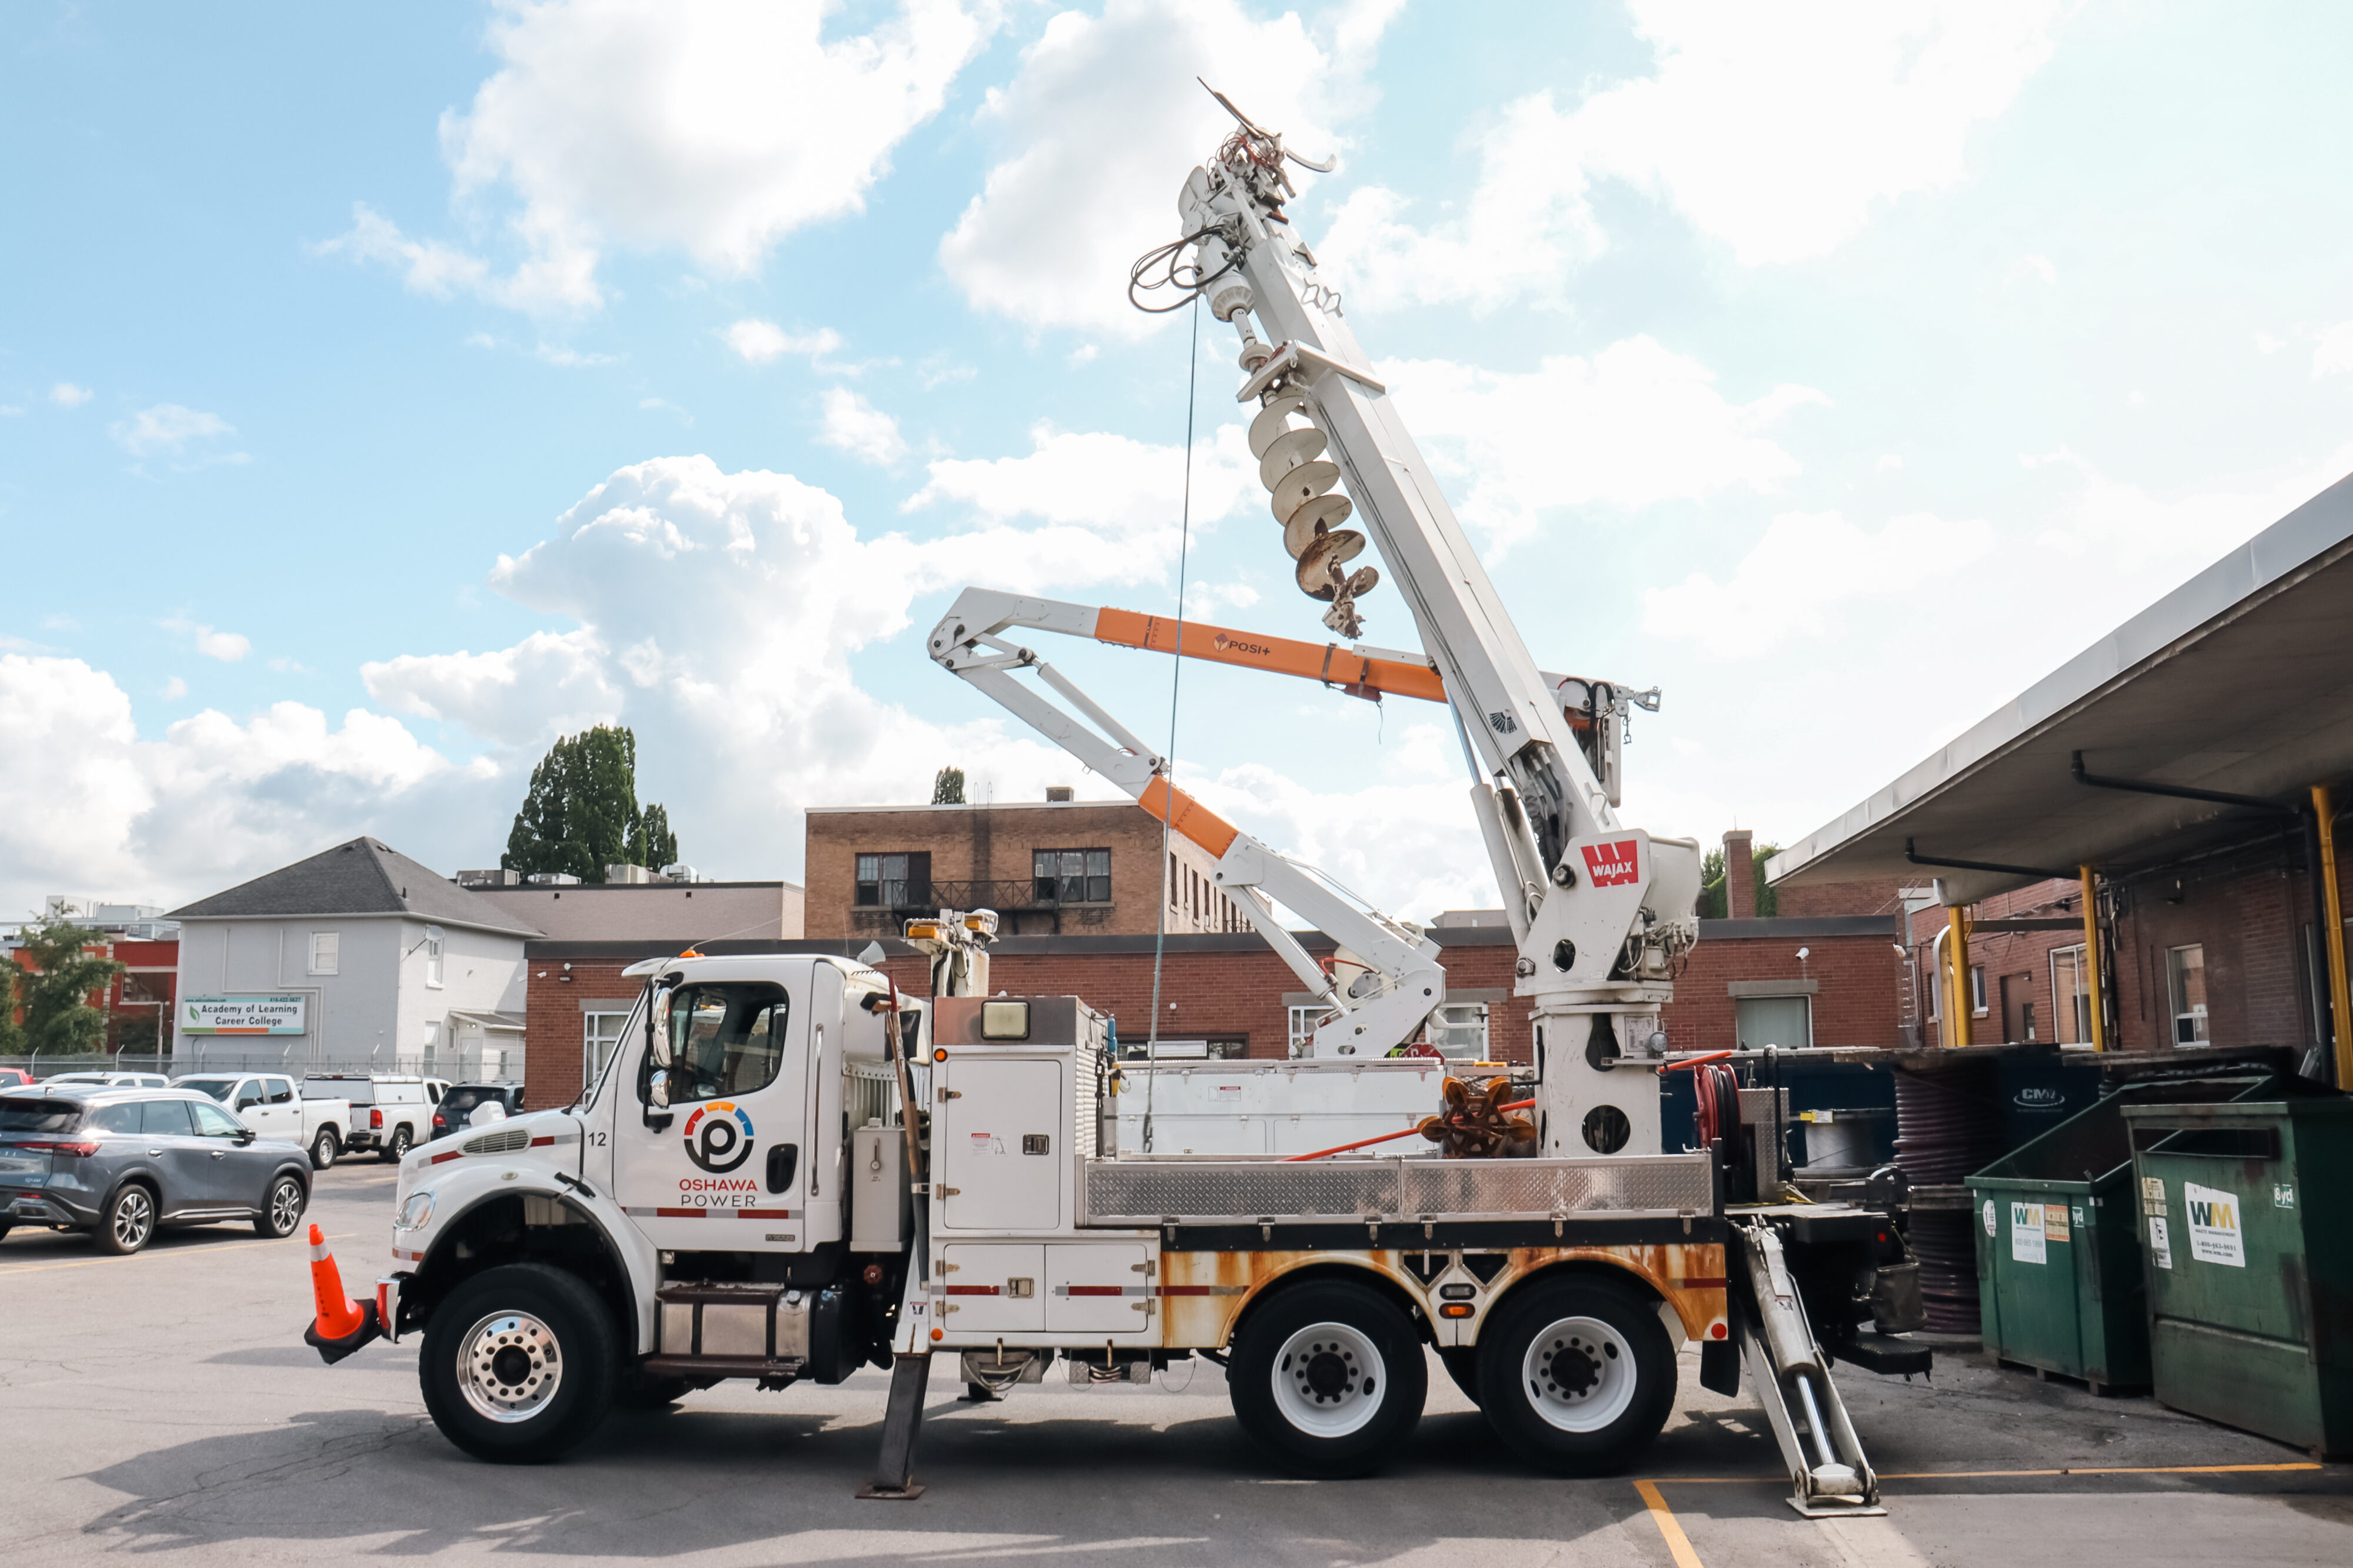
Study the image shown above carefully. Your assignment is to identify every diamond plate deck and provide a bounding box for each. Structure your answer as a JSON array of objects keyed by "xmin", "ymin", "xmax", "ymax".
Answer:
[{"xmin": 1079, "ymin": 1152, "xmax": 1712, "ymax": 1226}]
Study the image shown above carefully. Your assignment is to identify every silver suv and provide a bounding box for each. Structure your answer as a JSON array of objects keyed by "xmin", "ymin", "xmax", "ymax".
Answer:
[{"xmin": 0, "ymin": 1087, "xmax": 312, "ymax": 1255}]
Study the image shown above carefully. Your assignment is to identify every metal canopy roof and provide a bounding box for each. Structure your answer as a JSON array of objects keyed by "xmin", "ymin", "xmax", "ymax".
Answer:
[{"xmin": 1769, "ymin": 469, "xmax": 2353, "ymax": 904}]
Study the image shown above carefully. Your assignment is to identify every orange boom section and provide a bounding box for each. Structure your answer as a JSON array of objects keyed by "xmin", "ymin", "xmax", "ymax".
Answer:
[
  {"xmin": 1095, "ymin": 606, "xmax": 1446, "ymax": 705},
  {"xmin": 1138, "ymin": 777, "xmax": 1239, "ymax": 858}
]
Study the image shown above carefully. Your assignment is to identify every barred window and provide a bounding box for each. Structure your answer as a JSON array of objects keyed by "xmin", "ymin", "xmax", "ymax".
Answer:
[
  {"xmin": 1034, "ymin": 848, "xmax": 1111, "ymax": 904},
  {"xmin": 855, "ymin": 852, "xmax": 929, "ymax": 908}
]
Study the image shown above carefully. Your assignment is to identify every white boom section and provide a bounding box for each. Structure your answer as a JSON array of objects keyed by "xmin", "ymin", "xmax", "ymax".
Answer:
[
  {"xmin": 1170, "ymin": 121, "xmax": 1702, "ymax": 1159},
  {"xmin": 928, "ymin": 589, "xmax": 1445, "ymax": 1060}
]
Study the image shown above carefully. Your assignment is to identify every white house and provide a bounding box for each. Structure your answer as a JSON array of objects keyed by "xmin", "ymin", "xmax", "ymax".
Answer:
[{"xmin": 168, "ymin": 838, "xmax": 543, "ymax": 1078}]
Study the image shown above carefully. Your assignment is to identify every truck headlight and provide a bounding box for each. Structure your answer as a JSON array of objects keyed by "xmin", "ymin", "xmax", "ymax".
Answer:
[{"xmin": 396, "ymin": 1190, "xmax": 435, "ymax": 1230}]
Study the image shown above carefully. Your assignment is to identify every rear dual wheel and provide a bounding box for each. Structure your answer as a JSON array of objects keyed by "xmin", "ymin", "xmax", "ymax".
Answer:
[
  {"xmin": 1474, "ymin": 1276, "xmax": 1675, "ymax": 1476},
  {"xmin": 1229, "ymin": 1280, "xmax": 1427, "ymax": 1479}
]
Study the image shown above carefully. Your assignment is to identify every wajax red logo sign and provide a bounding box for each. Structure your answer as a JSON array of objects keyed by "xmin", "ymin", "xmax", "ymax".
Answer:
[{"xmin": 681, "ymin": 1100, "xmax": 755, "ymax": 1173}]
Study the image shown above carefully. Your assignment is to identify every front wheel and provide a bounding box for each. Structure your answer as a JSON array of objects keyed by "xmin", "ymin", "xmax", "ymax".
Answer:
[
  {"xmin": 380, "ymin": 1126, "xmax": 413, "ymax": 1163},
  {"xmin": 420, "ymin": 1264, "xmax": 618, "ymax": 1463},
  {"xmin": 1228, "ymin": 1279, "xmax": 1427, "ymax": 1479},
  {"xmin": 1474, "ymin": 1275, "xmax": 1675, "ymax": 1476},
  {"xmin": 310, "ymin": 1127, "xmax": 339, "ymax": 1169},
  {"xmin": 255, "ymin": 1174, "xmax": 307, "ymax": 1238}
]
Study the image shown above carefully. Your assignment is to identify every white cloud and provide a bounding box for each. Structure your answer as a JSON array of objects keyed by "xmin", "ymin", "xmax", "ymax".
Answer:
[
  {"xmin": 817, "ymin": 388, "xmax": 909, "ymax": 466},
  {"xmin": 49, "ymin": 382, "xmax": 92, "ymax": 408},
  {"xmin": 325, "ymin": 1, "xmax": 997, "ymax": 314},
  {"xmin": 2004, "ymin": 252, "xmax": 2057, "ymax": 288},
  {"xmin": 1644, "ymin": 509, "xmax": 1997, "ymax": 658},
  {"xmin": 1324, "ymin": 1, "xmax": 2062, "ymax": 310},
  {"xmin": 2256, "ymin": 332, "xmax": 2284, "ymax": 355},
  {"xmin": 162, "ymin": 618, "xmax": 251, "ymax": 663},
  {"xmin": 161, "ymin": 676, "xmax": 187, "ymax": 700},
  {"xmin": 2029, "ymin": 444, "xmax": 2353, "ymax": 570},
  {"xmin": 1379, "ymin": 338, "xmax": 1828, "ymax": 547},
  {"xmin": 112, "ymin": 404, "xmax": 236, "ymax": 459},
  {"xmin": 724, "ymin": 319, "xmax": 842, "ymax": 365},
  {"xmin": 0, "ymin": 653, "xmax": 485, "ymax": 918},
  {"xmin": 2312, "ymin": 321, "xmax": 2353, "ymax": 379},
  {"xmin": 938, "ymin": 0, "xmax": 1393, "ymax": 337},
  {"xmin": 909, "ymin": 419, "xmax": 1254, "ymax": 528},
  {"xmin": 365, "ymin": 629, "xmax": 621, "ymax": 748}
]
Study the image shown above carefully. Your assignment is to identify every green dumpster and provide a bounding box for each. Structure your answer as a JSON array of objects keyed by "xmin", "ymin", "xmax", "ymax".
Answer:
[
  {"xmin": 1968, "ymin": 1072, "xmax": 2279, "ymax": 1392},
  {"xmin": 2124, "ymin": 1097, "xmax": 2353, "ymax": 1457}
]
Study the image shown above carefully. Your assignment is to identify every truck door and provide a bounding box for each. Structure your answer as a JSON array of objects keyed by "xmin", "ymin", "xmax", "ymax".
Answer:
[{"xmin": 612, "ymin": 978, "xmax": 810, "ymax": 1255}]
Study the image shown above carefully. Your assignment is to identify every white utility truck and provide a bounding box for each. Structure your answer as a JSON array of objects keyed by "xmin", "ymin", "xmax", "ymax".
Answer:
[
  {"xmin": 303, "ymin": 99, "xmax": 1928, "ymax": 1513},
  {"xmin": 177, "ymin": 1073, "xmax": 347, "ymax": 1169}
]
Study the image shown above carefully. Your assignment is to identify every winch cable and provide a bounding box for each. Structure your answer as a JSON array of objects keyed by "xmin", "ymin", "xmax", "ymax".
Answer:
[{"xmin": 1141, "ymin": 295, "xmax": 1202, "ymax": 1156}]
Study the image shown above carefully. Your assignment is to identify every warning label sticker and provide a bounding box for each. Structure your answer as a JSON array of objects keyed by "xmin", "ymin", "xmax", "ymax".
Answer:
[
  {"xmin": 2183, "ymin": 1180, "xmax": 2246, "ymax": 1267},
  {"xmin": 2044, "ymin": 1203, "xmax": 2070, "ymax": 1244},
  {"xmin": 2140, "ymin": 1176, "xmax": 2167, "ymax": 1217},
  {"xmin": 2010, "ymin": 1200, "xmax": 2047, "ymax": 1265},
  {"xmin": 2149, "ymin": 1215, "xmax": 2172, "ymax": 1269}
]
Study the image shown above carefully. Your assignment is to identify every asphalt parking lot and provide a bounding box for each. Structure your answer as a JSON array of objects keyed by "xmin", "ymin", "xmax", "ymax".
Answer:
[{"xmin": 4, "ymin": 1160, "xmax": 2348, "ymax": 1566}]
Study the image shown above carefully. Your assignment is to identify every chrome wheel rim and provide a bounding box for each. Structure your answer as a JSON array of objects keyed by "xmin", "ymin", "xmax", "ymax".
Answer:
[
  {"xmin": 1271, "ymin": 1320, "xmax": 1386, "ymax": 1439},
  {"xmin": 1520, "ymin": 1315, "xmax": 1636, "ymax": 1432},
  {"xmin": 112, "ymin": 1188, "xmax": 153, "ymax": 1250},
  {"xmin": 312, "ymin": 1134, "xmax": 335, "ymax": 1166},
  {"xmin": 269, "ymin": 1179, "xmax": 302, "ymax": 1235},
  {"xmin": 457, "ymin": 1310, "xmax": 564, "ymax": 1423}
]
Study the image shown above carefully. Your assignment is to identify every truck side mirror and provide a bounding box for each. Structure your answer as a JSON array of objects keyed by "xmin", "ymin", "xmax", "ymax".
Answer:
[{"xmin": 640, "ymin": 984, "xmax": 676, "ymax": 1130}]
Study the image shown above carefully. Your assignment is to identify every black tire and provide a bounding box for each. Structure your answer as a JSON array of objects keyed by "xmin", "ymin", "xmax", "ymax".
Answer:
[
  {"xmin": 1438, "ymin": 1346, "xmax": 1482, "ymax": 1406},
  {"xmin": 310, "ymin": 1127, "xmax": 339, "ymax": 1170},
  {"xmin": 255, "ymin": 1173, "xmax": 307, "ymax": 1238},
  {"xmin": 1474, "ymin": 1275, "xmax": 1675, "ymax": 1477},
  {"xmin": 380, "ymin": 1126, "xmax": 413, "ymax": 1163},
  {"xmin": 1228, "ymin": 1279, "xmax": 1427, "ymax": 1479},
  {"xmin": 419, "ymin": 1263, "xmax": 618, "ymax": 1463},
  {"xmin": 95, "ymin": 1182, "xmax": 157, "ymax": 1256}
]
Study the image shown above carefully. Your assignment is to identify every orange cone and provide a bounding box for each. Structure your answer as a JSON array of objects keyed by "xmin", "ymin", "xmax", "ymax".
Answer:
[
  {"xmin": 308, "ymin": 1223, "xmax": 367, "ymax": 1340},
  {"xmin": 304, "ymin": 1224, "xmax": 380, "ymax": 1363}
]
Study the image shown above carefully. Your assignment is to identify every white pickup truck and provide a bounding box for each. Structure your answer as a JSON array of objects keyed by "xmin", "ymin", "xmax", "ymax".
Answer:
[{"xmin": 176, "ymin": 1073, "xmax": 349, "ymax": 1170}]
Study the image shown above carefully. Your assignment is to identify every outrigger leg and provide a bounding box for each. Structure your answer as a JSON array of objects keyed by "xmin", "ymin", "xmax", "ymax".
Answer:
[
  {"xmin": 1734, "ymin": 1222, "xmax": 1886, "ymax": 1518},
  {"xmin": 857, "ymin": 1353, "xmax": 933, "ymax": 1500}
]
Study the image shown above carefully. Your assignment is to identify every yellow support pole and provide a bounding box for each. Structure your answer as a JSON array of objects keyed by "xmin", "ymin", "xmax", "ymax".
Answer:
[
  {"xmin": 1947, "ymin": 905, "xmax": 1972, "ymax": 1048},
  {"xmin": 2313, "ymin": 785, "xmax": 2352, "ymax": 1089},
  {"xmin": 2079, "ymin": 865, "xmax": 2106, "ymax": 1052}
]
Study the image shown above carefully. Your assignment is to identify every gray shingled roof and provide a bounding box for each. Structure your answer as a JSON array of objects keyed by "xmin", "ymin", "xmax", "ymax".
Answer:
[{"xmin": 168, "ymin": 838, "xmax": 544, "ymax": 937}]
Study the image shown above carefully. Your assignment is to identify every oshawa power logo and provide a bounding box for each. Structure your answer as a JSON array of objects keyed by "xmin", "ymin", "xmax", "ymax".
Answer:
[{"xmin": 681, "ymin": 1101, "xmax": 756, "ymax": 1173}]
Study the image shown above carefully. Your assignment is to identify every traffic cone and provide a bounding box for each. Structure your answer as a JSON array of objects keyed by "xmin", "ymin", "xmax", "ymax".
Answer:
[{"xmin": 303, "ymin": 1223, "xmax": 381, "ymax": 1365}]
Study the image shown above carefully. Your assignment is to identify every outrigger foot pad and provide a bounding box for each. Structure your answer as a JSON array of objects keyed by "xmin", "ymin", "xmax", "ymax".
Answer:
[{"xmin": 857, "ymin": 1353, "xmax": 933, "ymax": 1500}]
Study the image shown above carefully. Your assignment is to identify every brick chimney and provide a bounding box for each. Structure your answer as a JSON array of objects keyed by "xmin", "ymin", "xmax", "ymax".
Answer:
[{"xmin": 1724, "ymin": 829, "xmax": 1755, "ymax": 919}]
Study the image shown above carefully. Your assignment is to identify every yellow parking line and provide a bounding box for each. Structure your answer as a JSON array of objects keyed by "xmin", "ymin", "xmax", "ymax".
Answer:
[
  {"xmin": 1632, "ymin": 1479, "xmax": 1705, "ymax": 1568},
  {"xmin": 0, "ymin": 1230, "xmax": 358, "ymax": 1277}
]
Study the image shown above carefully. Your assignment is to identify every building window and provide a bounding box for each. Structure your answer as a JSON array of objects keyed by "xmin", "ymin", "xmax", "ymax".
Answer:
[
  {"xmin": 424, "ymin": 926, "xmax": 445, "ymax": 989},
  {"xmin": 1427, "ymin": 1002, "xmax": 1490, "ymax": 1059},
  {"xmin": 584, "ymin": 1010, "xmax": 630, "ymax": 1087},
  {"xmin": 2167, "ymin": 943, "xmax": 2209, "ymax": 1045},
  {"xmin": 1287, "ymin": 1005, "xmax": 1329, "ymax": 1057},
  {"xmin": 855, "ymin": 852, "xmax": 929, "ymax": 909},
  {"xmin": 120, "ymin": 973, "xmax": 166, "ymax": 1006},
  {"xmin": 1969, "ymin": 965, "xmax": 1987, "ymax": 1015},
  {"xmin": 2049, "ymin": 945, "xmax": 2092, "ymax": 1045},
  {"xmin": 1034, "ymin": 848, "xmax": 1111, "ymax": 905},
  {"xmin": 308, "ymin": 932, "xmax": 339, "ymax": 976},
  {"xmin": 1735, "ymin": 995, "xmax": 1812, "ymax": 1051},
  {"xmin": 1169, "ymin": 851, "xmax": 1178, "ymax": 908}
]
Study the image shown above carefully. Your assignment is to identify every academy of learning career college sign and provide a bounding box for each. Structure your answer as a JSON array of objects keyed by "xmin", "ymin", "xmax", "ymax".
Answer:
[{"xmin": 181, "ymin": 996, "xmax": 307, "ymax": 1036}]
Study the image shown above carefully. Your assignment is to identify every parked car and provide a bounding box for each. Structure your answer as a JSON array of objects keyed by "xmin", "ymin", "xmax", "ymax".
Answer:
[
  {"xmin": 175, "ymin": 1073, "xmax": 348, "ymax": 1170},
  {"xmin": 424, "ymin": 1077, "xmax": 451, "ymax": 1105},
  {"xmin": 428, "ymin": 1082, "xmax": 525, "ymax": 1139},
  {"xmin": 0, "ymin": 1087, "xmax": 311, "ymax": 1255},
  {"xmin": 42, "ymin": 1070, "xmax": 171, "ymax": 1089},
  {"xmin": 0, "ymin": 1070, "xmax": 31, "ymax": 1090},
  {"xmin": 303, "ymin": 1074, "xmax": 431, "ymax": 1161}
]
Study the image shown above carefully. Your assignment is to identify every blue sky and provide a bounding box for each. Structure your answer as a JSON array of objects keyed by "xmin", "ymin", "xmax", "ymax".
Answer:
[{"xmin": 5, "ymin": 1, "xmax": 2352, "ymax": 923}]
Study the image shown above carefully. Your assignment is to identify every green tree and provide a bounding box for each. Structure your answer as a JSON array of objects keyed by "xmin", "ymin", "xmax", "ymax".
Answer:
[
  {"xmin": 631, "ymin": 802, "xmax": 679, "ymax": 872},
  {"xmin": 7, "ymin": 914, "xmax": 127, "ymax": 1057},
  {"xmin": 502, "ymin": 725, "xmax": 681, "ymax": 883},
  {"xmin": 932, "ymin": 765, "xmax": 966, "ymax": 805}
]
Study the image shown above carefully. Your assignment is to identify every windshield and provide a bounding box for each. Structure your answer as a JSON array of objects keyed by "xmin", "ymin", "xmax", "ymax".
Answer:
[
  {"xmin": 178, "ymin": 1078, "xmax": 238, "ymax": 1103},
  {"xmin": 440, "ymin": 1088, "xmax": 489, "ymax": 1116},
  {"xmin": 0, "ymin": 1099, "xmax": 84, "ymax": 1134}
]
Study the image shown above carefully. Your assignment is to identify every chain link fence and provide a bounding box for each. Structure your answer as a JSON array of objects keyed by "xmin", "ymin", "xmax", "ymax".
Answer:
[{"xmin": 1, "ymin": 1051, "xmax": 456, "ymax": 1082}]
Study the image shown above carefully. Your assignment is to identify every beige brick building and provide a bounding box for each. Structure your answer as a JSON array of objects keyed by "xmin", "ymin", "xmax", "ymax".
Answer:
[{"xmin": 804, "ymin": 795, "xmax": 1242, "ymax": 939}]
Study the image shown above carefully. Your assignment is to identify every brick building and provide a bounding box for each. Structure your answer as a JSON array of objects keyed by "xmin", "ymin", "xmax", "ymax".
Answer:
[
  {"xmin": 1772, "ymin": 469, "xmax": 2353, "ymax": 1081},
  {"xmin": 805, "ymin": 793, "xmax": 1242, "ymax": 941}
]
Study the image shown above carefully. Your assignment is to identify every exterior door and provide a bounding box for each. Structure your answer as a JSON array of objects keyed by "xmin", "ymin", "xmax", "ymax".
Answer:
[
  {"xmin": 258, "ymin": 1077, "xmax": 302, "ymax": 1141},
  {"xmin": 136, "ymin": 1099, "xmax": 212, "ymax": 1216},
  {"xmin": 611, "ymin": 978, "xmax": 810, "ymax": 1255},
  {"xmin": 939, "ymin": 1058, "xmax": 1062, "ymax": 1231},
  {"xmin": 186, "ymin": 1100, "xmax": 258, "ymax": 1207}
]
